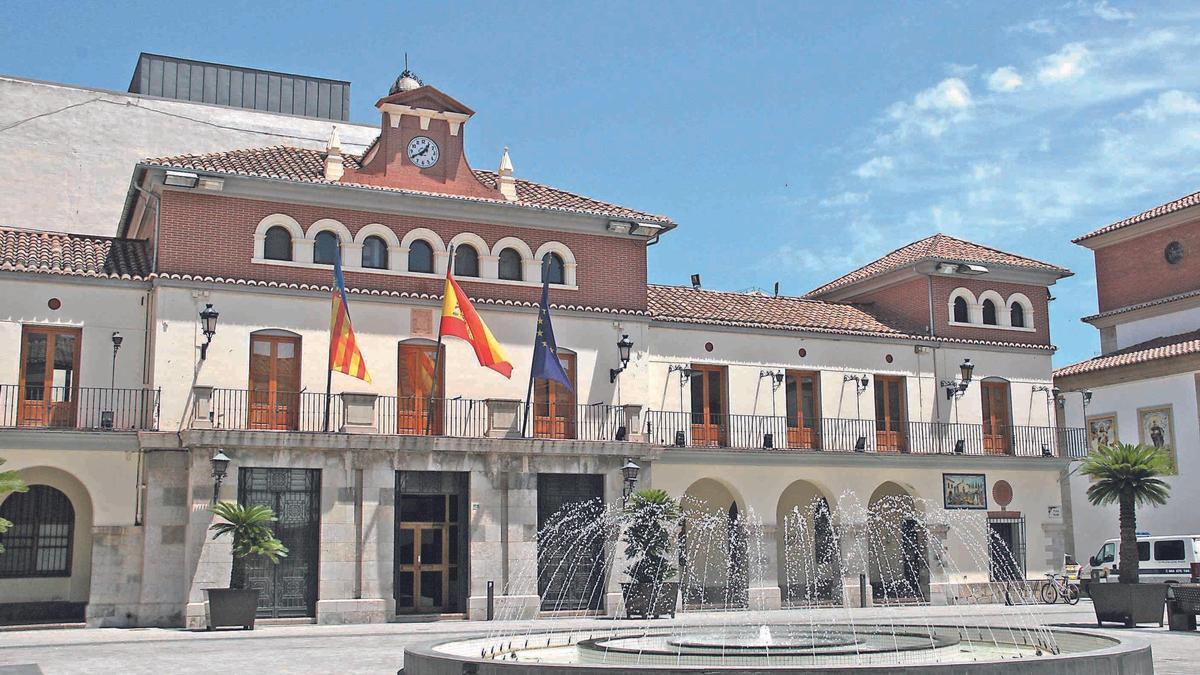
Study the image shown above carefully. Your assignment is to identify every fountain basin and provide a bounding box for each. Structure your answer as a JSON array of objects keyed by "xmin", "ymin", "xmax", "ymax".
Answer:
[{"xmin": 401, "ymin": 624, "xmax": 1151, "ymax": 674}]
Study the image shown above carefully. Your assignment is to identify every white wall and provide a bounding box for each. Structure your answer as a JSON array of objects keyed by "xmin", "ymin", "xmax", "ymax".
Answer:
[
  {"xmin": 1113, "ymin": 305, "xmax": 1200, "ymax": 351},
  {"xmin": 1061, "ymin": 370, "xmax": 1200, "ymax": 559}
]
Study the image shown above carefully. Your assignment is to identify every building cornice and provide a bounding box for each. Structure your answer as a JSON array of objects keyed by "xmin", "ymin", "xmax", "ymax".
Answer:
[
  {"xmin": 656, "ymin": 448, "xmax": 1071, "ymax": 469},
  {"xmin": 1083, "ymin": 288, "xmax": 1200, "ymax": 328},
  {"xmin": 1074, "ymin": 203, "xmax": 1200, "ymax": 250},
  {"xmin": 1055, "ymin": 352, "xmax": 1200, "ymax": 390}
]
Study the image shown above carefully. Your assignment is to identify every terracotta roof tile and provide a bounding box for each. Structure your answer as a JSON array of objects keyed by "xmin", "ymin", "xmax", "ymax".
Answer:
[
  {"xmin": 805, "ymin": 234, "xmax": 1070, "ymax": 298},
  {"xmin": 647, "ymin": 284, "xmax": 1054, "ymax": 350},
  {"xmin": 143, "ymin": 145, "xmax": 674, "ymax": 225},
  {"xmin": 1082, "ymin": 288, "xmax": 1200, "ymax": 322},
  {"xmin": 0, "ymin": 227, "xmax": 150, "ymax": 279},
  {"xmin": 1074, "ymin": 189, "xmax": 1200, "ymax": 244},
  {"xmin": 1054, "ymin": 329, "xmax": 1200, "ymax": 378}
]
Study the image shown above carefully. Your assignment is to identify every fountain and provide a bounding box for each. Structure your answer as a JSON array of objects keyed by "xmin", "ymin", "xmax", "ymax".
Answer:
[{"xmin": 402, "ymin": 492, "xmax": 1151, "ymax": 673}]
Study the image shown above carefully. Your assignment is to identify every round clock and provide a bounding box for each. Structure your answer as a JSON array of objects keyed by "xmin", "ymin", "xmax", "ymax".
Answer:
[
  {"xmin": 1165, "ymin": 241, "xmax": 1184, "ymax": 265},
  {"xmin": 407, "ymin": 136, "xmax": 439, "ymax": 169}
]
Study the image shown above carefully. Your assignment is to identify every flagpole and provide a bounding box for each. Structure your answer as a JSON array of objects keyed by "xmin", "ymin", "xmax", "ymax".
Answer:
[
  {"xmin": 323, "ymin": 242, "xmax": 342, "ymax": 433},
  {"xmin": 520, "ymin": 258, "xmax": 551, "ymax": 438},
  {"xmin": 427, "ymin": 246, "xmax": 454, "ymax": 435}
]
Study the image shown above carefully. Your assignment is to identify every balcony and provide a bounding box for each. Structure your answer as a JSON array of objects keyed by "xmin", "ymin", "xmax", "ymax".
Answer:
[
  {"xmin": 200, "ymin": 389, "xmax": 637, "ymax": 442},
  {"xmin": 644, "ymin": 411, "xmax": 1088, "ymax": 459},
  {"xmin": 0, "ymin": 385, "xmax": 160, "ymax": 431}
]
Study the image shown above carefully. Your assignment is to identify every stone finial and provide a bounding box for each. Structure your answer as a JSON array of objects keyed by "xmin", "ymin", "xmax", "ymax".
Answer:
[
  {"xmin": 324, "ymin": 127, "xmax": 344, "ymax": 181},
  {"xmin": 497, "ymin": 147, "xmax": 517, "ymax": 201}
]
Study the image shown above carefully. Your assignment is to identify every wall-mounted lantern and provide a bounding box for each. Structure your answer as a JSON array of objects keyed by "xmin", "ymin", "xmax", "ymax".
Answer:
[
  {"xmin": 941, "ymin": 358, "xmax": 974, "ymax": 400},
  {"xmin": 199, "ymin": 303, "xmax": 219, "ymax": 360},
  {"xmin": 210, "ymin": 449, "xmax": 231, "ymax": 504},
  {"xmin": 609, "ymin": 334, "xmax": 635, "ymax": 383}
]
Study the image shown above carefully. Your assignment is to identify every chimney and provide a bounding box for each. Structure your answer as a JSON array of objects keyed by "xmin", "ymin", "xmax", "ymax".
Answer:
[
  {"xmin": 497, "ymin": 147, "xmax": 518, "ymax": 201},
  {"xmin": 324, "ymin": 127, "xmax": 344, "ymax": 181}
]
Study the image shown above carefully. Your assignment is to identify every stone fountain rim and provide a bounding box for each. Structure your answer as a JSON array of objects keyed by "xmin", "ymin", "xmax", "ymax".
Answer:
[{"xmin": 404, "ymin": 624, "xmax": 1150, "ymax": 673}]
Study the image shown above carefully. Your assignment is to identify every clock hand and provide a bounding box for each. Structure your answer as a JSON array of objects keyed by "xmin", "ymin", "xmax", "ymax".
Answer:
[{"xmin": 414, "ymin": 146, "xmax": 429, "ymax": 157}]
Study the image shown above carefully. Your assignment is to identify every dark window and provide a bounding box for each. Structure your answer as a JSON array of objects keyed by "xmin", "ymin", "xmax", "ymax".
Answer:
[
  {"xmin": 1154, "ymin": 540, "xmax": 1185, "ymax": 561},
  {"xmin": 313, "ymin": 231, "xmax": 339, "ymax": 265},
  {"xmin": 264, "ymin": 226, "xmax": 293, "ymax": 261},
  {"xmin": 542, "ymin": 253, "xmax": 565, "ymax": 285},
  {"xmin": 1138, "ymin": 541, "xmax": 1151, "ymax": 561},
  {"xmin": 408, "ymin": 240, "xmax": 434, "ymax": 274},
  {"xmin": 982, "ymin": 299, "xmax": 997, "ymax": 325},
  {"xmin": 498, "ymin": 248, "xmax": 523, "ymax": 281},
  {"xmin": 453, "ymin": 245, "xmax": 479, "ymax": 277},
  {"xmin": 953, "ymin": 296, "xmax": 969, "ymax": 323},
  {"xmin": 362, "ymin": 236, "xmax": 388, "ymax": 269},
  {"xmin": 1009, "ymin": 302, "xmax": 1025, "ymax": 328},
  {"xmin": 0, "ymin": 485, "xmax": 74, "ymax": 578}
]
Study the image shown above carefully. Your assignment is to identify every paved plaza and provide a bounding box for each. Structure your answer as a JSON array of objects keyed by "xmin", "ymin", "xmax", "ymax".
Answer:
[{"xmin": 0, "ymin": 602, "xmax": 1197, "ymax": 674}]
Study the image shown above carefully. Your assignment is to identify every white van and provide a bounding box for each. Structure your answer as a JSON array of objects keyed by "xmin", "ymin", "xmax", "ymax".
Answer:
[{"xmin": 1088, "ymin": 534, "xmax": 1200, "ymax": 583}]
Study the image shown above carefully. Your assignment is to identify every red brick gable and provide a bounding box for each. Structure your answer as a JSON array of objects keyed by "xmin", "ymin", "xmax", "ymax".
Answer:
[{"xmin": 1092, "ymin": 218, "xmax": 1200, "ymax": 314}]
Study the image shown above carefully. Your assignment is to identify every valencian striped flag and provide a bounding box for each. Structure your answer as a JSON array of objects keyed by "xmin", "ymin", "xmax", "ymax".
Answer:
[
  {"xmin": 440, "ymin": 268, "xmax": 513, "ymax": 378},
  {"xmin": 328, "ymin": 253, "xmax": 371, "ymax": 382}
]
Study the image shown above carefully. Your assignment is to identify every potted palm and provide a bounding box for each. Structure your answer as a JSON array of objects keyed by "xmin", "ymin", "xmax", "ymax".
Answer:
[
  {"xmin": 206, "ymin": 501, "xmax": 288, "ymax": 630},
  {"xmin": 0, "ymin": 459, "xmax": 29, "ymax": 553},
  {"xmin": 621, "ymin": 489, "xmax": 681, "ymax": 619},
  {"xmin": 1081, "ymin": 442, "xmax": 1172, "ymax": 627}
]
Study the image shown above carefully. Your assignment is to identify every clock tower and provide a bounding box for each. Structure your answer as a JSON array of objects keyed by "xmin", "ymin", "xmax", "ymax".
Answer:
[{"xmin": 344, "ymin": 70, "xmax": 502, "ymax": 199}]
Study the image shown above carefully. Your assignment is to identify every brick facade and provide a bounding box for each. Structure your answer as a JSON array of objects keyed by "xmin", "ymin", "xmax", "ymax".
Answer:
[
  {"xmin": 156, "ymin": 190, "xmax": 649, "ymax": 312},
  {"xmin": 1093, "ymin": 218, "xmax": 1200, "ymax": 313}
]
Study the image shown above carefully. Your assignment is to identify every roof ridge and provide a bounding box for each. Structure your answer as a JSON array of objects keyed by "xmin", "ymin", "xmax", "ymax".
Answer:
[
  {"xmin": 0, "ymin": 224, "xmax": 130, "ymax": 242},
  {"xmin": 1074, "ymin": 187, "xmax": 1200, "ymax": 243}
]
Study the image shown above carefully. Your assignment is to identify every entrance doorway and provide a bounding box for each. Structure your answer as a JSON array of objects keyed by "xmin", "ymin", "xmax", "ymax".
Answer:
[
  {"xmin": 988, "ymin": 516, "xmax": 1026, "ymax": 581},
  {"xmin": 248, "ymin": 333, "xmax": 301, "ymax": 430},
  {"xmin": 536, "ymin": 473, "xmax": 605, "ymax": 611},
  {"xmin": 874, "ymin": 376, "xmax": 906, "ymax": 452},
  {"xmin": 238, "ymin": 468, "xmax": 321, "ymax": 618},
  {"xmin": 981, "ymin": 381, "xmax": 1011, "ymax": 455},
  {"xmin": 690, "ymin": 365, "xmax": 728, "ymax": 447},
  {"xmin": 395, "ymin": 472, "xmax": 468, "ymax": 614},
  {"xmin": 18, "ymin": 326, "xmax": 81, "ymax": 428}
]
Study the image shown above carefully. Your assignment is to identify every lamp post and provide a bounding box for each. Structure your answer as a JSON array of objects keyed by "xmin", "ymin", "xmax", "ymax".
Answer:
[
  {"xmin": 609, "ymin": 334, "xmax": 635, "ymax": 383},
  {"xmin": 941, "ymin": 358, "xmax": 974, "ymax": 400},
  {"xmin": 210, "ymin": 450, "xmax": 231, "ymax": 504},
  {"xmin": 110, "ymin": 331, "xmax": 123, "ymax": 388},
  {"xmin": 621, "ymin": 458, "xmax": 640, "ymax": 505},
  {"xmin": 199, "ymin": 303, "xmax": 219, "ymax": 360}
]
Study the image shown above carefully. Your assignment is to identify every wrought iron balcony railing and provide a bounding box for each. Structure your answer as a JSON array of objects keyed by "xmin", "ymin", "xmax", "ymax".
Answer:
[
  {"xmin": 0, "ymin": 385, "xmax": 160, "ymax": 431},
  {"xmin": 209, "ymin": 388, "xmax": 343, "ymax": 432},
  {"xmin": 644, "ymin": 410, "xmax": 1088, "ymax": 458}
]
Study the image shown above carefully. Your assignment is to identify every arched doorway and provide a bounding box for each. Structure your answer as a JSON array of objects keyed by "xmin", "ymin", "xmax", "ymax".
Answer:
[
  {"xmin": 680, "ymin": 478, "xmax": 747, "ymax": 608},
  {"xmin": 867, "ymin": 481, "xmax": 927, "ymax": 604},
  {"xmin": 0, "ymin": 467, "xmax": 93, "ymax": 625},
  {"xmin": 776, "ymin": 480, "xmax": 840, "ymax": 606}
]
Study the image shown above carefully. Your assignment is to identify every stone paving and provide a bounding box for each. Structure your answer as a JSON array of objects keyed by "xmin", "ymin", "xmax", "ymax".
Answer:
[{"xmin": 0, "ymin": 602, "xmax": 1195, "ymax": 674}]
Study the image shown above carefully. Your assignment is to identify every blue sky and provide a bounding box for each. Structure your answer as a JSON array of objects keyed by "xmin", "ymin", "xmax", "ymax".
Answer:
[{"xmin": 3, "ymin": 1, "xmax": 1198, "ymax": 366}]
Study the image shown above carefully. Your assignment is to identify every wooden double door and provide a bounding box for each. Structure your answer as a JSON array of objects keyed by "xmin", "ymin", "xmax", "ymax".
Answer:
[
  {"xmin": 689, "ymin": 364, "xmax": 727, "ymax": 447},
  {"xmin": 395, "ymin": 472, "xmax": 467, "ymax": 615},
  {"xmin": 238, "ymin": 468, "xmax": 321, "ymax": 618},
  {"xmin": 981, "ymin": 381, "xmax": 1011, "ymax": 455},
  {"xmin": 248, "ymin": 334, "xmax": 300, "ymax": 430},
  {"xmin": 874, "ymin": 376, "xmax": 906, "ymax": 452},
  {"xmin": 18, "ymin": 326, "xmax": 81, "ymax": 428},
  {"xmin": 785, "ymin": 370, "xmax": 820, "ymax": 448},
  {"xmin": 533, "ymin": 351, "xmax": 576, "ymax": 439},
  {"xmin": 397, "ymin": 342, "xmax": 444, "ymax": 435}
]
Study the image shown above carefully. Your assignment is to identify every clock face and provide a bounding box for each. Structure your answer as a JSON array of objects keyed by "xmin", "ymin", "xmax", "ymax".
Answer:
[
  {"xmin": 407, "ymin": 136, "xmax": 440, "ymax": 169},
  {"xmin": 1165, "ymin": 241, "xmax": 1184, "ymax": 265}
]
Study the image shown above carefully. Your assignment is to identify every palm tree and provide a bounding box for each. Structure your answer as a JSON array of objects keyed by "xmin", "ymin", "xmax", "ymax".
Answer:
[
  {"xmin": 209, "ymin": 502, "xmax": 288, "ymax": 589},
  {"xmin": 1080, "ymin": 443, "xmax": 1172, "ymax": 584},
  {"xmin": 0, "ymin": 458, "xmax": 29, "ymax": 554}
]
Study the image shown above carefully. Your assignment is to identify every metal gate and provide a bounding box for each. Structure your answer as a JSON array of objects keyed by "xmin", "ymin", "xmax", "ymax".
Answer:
[
  {"xmin": 536, "ymin": 473, "xmax": 606, "ymax": 612},
  {"xmin": 238, "ymin": 468, "xmax": 321, "ymax": 618}
]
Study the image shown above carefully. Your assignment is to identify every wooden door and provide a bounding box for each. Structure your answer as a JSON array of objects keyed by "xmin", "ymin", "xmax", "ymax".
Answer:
[
  {"xmin": 785, "ymin": 370, "xmax": 820, "ymax": 449},
  {"xmin": 534, "ymin": 352, "xmax": 576, "ymax": 439},
  {"xmin": 874, "ymin": 376, "xmax": 906, "ymax": 452},
  {"xmin": 248, "ymin": 334, "xmax": 301, "ymax": 430},
  {"xmin": 396, "ymin": 522, "xmax": 451, "ymax": 612},
  {"xmin": 981, "ymin": 381, "xmax": 1011, "ymax": 455},
  {"xmin": 397, "ymin": 342, "xmax": 444, "ymax": 435},
  {"xmin": 18, "ymin": 326, "xmax": 81, "ymax": 428},
  {"xmin": 690, "ymin": 364, "xmax": 728, "ymax": 447}
]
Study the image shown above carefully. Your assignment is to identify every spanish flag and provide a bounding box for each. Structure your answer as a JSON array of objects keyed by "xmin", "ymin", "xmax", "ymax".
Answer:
[
  {"xmin": 440, "ymin": 269, "xmax": 513, "ymax": 378},
  {"xmin": 329, "ymin": 253, "xmax": 371, "ymax": 382}
]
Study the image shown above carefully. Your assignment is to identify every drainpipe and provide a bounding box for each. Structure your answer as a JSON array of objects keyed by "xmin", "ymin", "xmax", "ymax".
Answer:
[{"xmin": 132, "ymin": 185, "xmax": 161, "ymax": 275}]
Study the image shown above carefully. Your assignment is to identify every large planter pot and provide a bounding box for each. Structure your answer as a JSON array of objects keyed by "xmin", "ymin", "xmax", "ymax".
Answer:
[
  {"xmin": 205, "ymin": 588, "xmax": 259, "ymax": 630},
  {"xmin": 621, "ymin": 581, "xmax": 679, "ymax": 619},
  {"xmin": 1089, "ymin": 582, "xmax": 1167, "ymax": 627}
]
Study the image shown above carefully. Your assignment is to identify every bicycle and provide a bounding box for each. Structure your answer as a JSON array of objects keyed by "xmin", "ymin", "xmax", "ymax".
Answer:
[{"xmin": 1040, "ymin": 572, "xmax": 1080, "ymax": 605}]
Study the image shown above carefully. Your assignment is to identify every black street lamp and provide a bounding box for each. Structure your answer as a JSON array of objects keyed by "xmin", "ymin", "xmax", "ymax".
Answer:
[
  {"xmin": 210, "ymin": 449, "xmax": 231, "ymax": 503},
  {"xmin": 942, "ymin": 358, "xmax": 974, "ymax": 400},
  {"xmin": 621, "ymin": 458, "xmax": 640, "ymax": 504},
  {"xmin": 199, "ymin": 303, "xmax": 219, "ymax": 360},
  {"xmin": 610, "ymin": 334, "xmax": 635, "ymax": 383},
  {"xmin": 110, "ymin": 331, "xmax": 123, "ymax": 388}
]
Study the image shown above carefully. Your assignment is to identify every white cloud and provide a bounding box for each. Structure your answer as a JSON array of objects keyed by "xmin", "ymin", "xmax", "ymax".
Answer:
[
  {"xmin": 1093, "ymin": 1, "xmax": 1135, "ymax": 21},
  {"xmin": 885, "ymin": 78, "xmax": 973, "ymax": 138},
  {"xmin": 1037, "ymin": 43, "xmax": 1092, "ymax": 83},
  {"xmin": 970, "ymin": 163, "xmax": 1001, "ymax": 181},
  {"xmin": 987, "ymin": 66, "xmax": 1023, "ymax": 92},
  {"xmin": 1129, "ymin": 90, "xmax": 1200, "ymax": 120},
  {"xmin": 819, "ymin": 191, "xmax": 869, "ymax": 207},
  {"xmin": 1009, "ymin": 18, "xmax": 1057, "ymax": 35},
  {"xmin": 855, "ymin": 156, "xmax": 895, "ymax": 179},
  {"xmin": 916, "ymin": 78, "xmax": 973, "ymax": 110}
]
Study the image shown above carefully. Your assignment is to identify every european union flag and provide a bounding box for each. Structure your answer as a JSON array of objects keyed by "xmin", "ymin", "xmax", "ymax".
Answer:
[{"xmin": 530, "ymin": 278, "xmax": 573, "ymax": 391}]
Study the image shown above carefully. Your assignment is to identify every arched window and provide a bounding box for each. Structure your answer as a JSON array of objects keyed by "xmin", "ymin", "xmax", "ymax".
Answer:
[
  {"xmin": 498, "ymin": 247, "xmax": 523, "ymax": 281},
  {"xmin": 453, "ymin": 245, "xmax": 480, "ymax": 277},
  {"xmin": 953, "ymin": 296, "xmax": 968, "ymax": 323},
  {"xmin": 1010, "ymin": 302, "xmax": 1026, "ymax": 328},
  {"xmin": 982, "ymin": 299, "xmax": 997, "ymax": 325},
  {"xmin": 264, "ymin": 226, "xmax": 293, "ymax": 261},
  {"xmin": 0, "ymin": 485, "xmax": 74, "ymax": 577},
  {"xmin": 542, "ymin": 252, "xmax": 565, "ymax": 285},
  {"xmin": 362, "ymin": 236, "xmax": 388, "ymax": 270},
  {"xmin": 313, "ymin": 231, "xmax": 339, "ymax": 266},
  {"xmin": 408, "ymin": 240, "xmax": 434, "ymax": 273}
]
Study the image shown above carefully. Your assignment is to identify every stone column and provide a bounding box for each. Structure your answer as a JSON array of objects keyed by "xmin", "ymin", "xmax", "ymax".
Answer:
[
  {"xmin": 191, "ymin": 385, "xmax": 213, "ymax": 429},
  {"xmin": 924, "ymin": 522, "xmax": 952, "ymax": 605},
  {"xmin": 316, "ymin": 457, "xmax": 387, "ymax": 624},
  {"xmin": 503, "ymin": 467, "xmax": 541, "ymax": 619},
  {"xmin": 747, "ymin": 522, "xmax": 783, "ymax": 611},
  {"xmin": 339, "ymin": 392, "xmax": 378, "ymax": 434},
  {"xmin": 838, "ymin": 521, "xmax": 873, "ymax": 607},
  {"xmin": 361, "ymin": 458, "xmax": 395, "ymax": 619},
  {"xmin": 468, "ymin": 462, "xmax": 538, "ymax": 620},
  {"xmin": 138, "ymin": 450, "xmax": 191, "ymax": 626}
]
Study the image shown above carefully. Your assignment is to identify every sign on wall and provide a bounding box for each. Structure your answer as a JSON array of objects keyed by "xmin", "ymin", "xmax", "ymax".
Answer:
[{"xmin": 943, "ymin": 473, "xmax": 987, "ymax": 510}]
